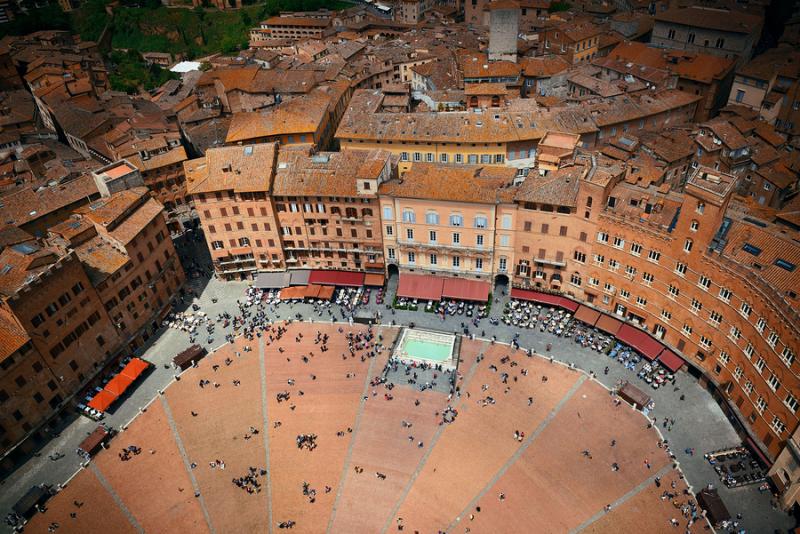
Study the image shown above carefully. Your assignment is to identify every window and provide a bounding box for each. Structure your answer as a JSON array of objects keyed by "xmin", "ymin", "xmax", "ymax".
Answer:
[
  {"xmin": 771, "ymin": 416, "xmax": 786, "ymax": 436},
  {"xmin": 574, "ymin": 251, "xmax": 586, "ymax": 263},
  {"xmin": 588, "ymin": 277, "xmax": 599, "ymax": 287},
  {"xmin": 675, "ymin": 262, "xmax": 687, "ymax": 276},
  {"xmin": 452, "ymin": 233, "xmax": 460, "ymax": 244},
  {"xmin": 630, "ymin": 243, "xmax": 642, "ymax": 256},
  {"xmin": 636, "ymin": 296, "xmax": 647, "ymax": 308},
  {"xmin": 715, "ymin": 37, "xmax": 725, "ymax": 49},
  {"xmin": 440, "ymin": 153, "xmax": 448, "ymax": 163},
  {"xmin": 429, "ymin": 254, "xmax": 437, "ymax": 265},
  {"xmin": 642, "ymin": 272, "xmax": 654, "ymax": 285},
  {"xmin": 668, "ymin": 285, "xmax": 679, "ymax": 298},
  {"xmin": 501, "ymin": 215, "xmax": 512, "ymax": 230},
  {"xmin": 625, "ymin": 265, "xmax": 637, "ymax": 277},
  {"xmin": 597, "ymin": 232, "xmax": 609, "ymax": 243},
  {"xmin": 407, "ymin": 252, "xmax": 416, "ymax": 264},
  {"xmin": 475, "ymin": 258, "xmax": 483, "ymax": 270},
  {"xmin": 474, "ymin": 216, "xmax": 488, "ymax": 228},
  {"xmin": 718, "ymin": 288, "xmax": 732, "ymax": 302},
  {"xmin": 570, "ymin": 273, "xmax": 581, "ymax": 286},
  {"xmin": 212, "ymin": 241, "xmax": 224, "ymax": 250},
  {"xmin": 429, "ymin": 230, "xmax": 437, "ymax": 242},
  {"xmin": 386, "ymin": 225, "xmax": 393, "ymax": 236},
  {"xmin": 499, "ymin": 257, "xmax": 507, "ymax": 272},
  {"xmin": 698, "ymin": 275, "xmax": 711, "ymax": 290},
  {"xmin": 744, "ymin": 343, "xmax": 755, "ymax": 359},
  {"xmin": 768, "ymin": 374, "xmax": 780, "ymax": 393},
  {"xmin": 767, "ymin": 332, "xmax": 778, "ymax": 349},
  {"xmin": 608, "ymin": 259, "xmax": 619, "ymax": 271},
  {"xmin": 682, "ymin": 324, "xmax": 692, "ymax": 337},
  {"xmin": 684, "ymin": 239, "xmax": 693, "ymax": 252},
  {"xmin": 612, "ymin": 236, "xmax": 625, "ymax": 249},
  {"xmin": 500, "ymin": 235, "xmax": 510, "ymax": 247},
  {"xmin": 718, "ymin": 351, "xmax": 730, "ymax": 366},
  {"xmin": 449, "ymin": 214, "xmax": 463, "ymax": 227},
  {"xmin": 690, "ymin": 220, "xmax": 699, "ymax": 232},
  {"xmin": 755, "ymin": 357, "xmax": 766, "ymax": 373},
  {"xmin": 426, "ymin": 153, "xmax": 434, "ymax": 162},
  {"xmin": 452, "ymin": 256, "xmax": 460, "ymax": 268},
  {"xmin": 603, "ymin": 282, "xmax": 614, "ymax": 293},
  {"xmin": 743, "ymin": 381, "xmax": 754, "ymax": 394},
  {"xmin": 709, "ymin": 311, "xmax": 722, "ymax": 326},
  {"xmin": 729, "ymin": 326, "xmax": 741, "ymax": 341},
  {"xmin": 476, "ymin": 235, "xmax": 484, "ymax": 246},
  {"xmin": 383, "ymin": 206, "xmax": 393, "ymax": 220},
  {"xmin": 594, "ymin": 254, "xmax": 605, "ymax": 265},
  {"xmin": 426, "ymin": 212, "xmax": 439, "ymax": 225},
  {"xmin": 619, "ymin": 289, "xmax": 630, "ymax": 300},
  {"xmin": 413, "ymin": 152, "xmax": 421, "ymax": 162},
  {"xmin": 738, "ymin": 302, "xmax": 752, "ymax": 318},
  {"xmin": 690, "ymin": 298, "xmax": 702, "ymax": 313},
  {"xmin": 781, "ymin": 348, "xmax": 795, "ymax": 367},
  {"xmin": 785, "ymin": 393, "xmax": 799, "ymax": 413},
  {"xmin": 647, "ymin": 250, "xmax": 660, "ymax": 263},
  {"xmin": 406, "ymin": 228, "xmax": 414, "ymax": 240},
  {"xmin": 387, "ymin": 248, "xmax": 395, "ymax": 260},
  {"xmin": 661, "ymin": 309, "xmax": 672, "ymax": 322},
  {"xmin": 696, "ymin": 201, "xmax": 705, "ymax": 214},
  {"xmin": 756, "ymin": 317, "xmax": 767, "ymax": 334},
  {"xmin": 455, "ymin": 154, "xmax": 463, "ymax": 164},
  {"xmin": 402, "ymin": 209, "xmax": 416, "ymax": 223},
  {"xmin": 400, "ymin": 152, "xmax": 409, "ymax": 161},
  {"xmin": 733, "ymin": 366, "xmax": 743, "ymax": 380}
]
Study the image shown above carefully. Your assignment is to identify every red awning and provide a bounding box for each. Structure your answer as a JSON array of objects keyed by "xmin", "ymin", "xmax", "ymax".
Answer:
[
  {"xmin": 87, "ymin": 390, "xmax": 117, "ymax": 412},
  {"xmin": 104, "ymin": 374, "xmax": 134, "ymax": 397},
  {"xmin": 441, "ymin": 278, "xmax": 490, "ymax": 302},
  {"xmin": 510, "ymin": 288, "xmax": 562, "ymax": 307},
  {"xmin": 573, "ymin": 305, "xmax": 601, "ymax": 326},
  {"xmin": 308, "ymin": 270, "xmax": 365, "ymax": 287},
  {"xmin": 558, "ymin": 297, "xmax": 579, "ymax": 312},
  {"xmin": 397, "ymin": 274, "xmax": 444, "ymax": 300},
  {"xmin": 616, "ymin": 324, "xmax": 663, "ymax": 360},
  {"xmin": 657, "ymin": 349, "xmax": 684, "ymax": 372},
  {"xmin": 120, "ymin": 357, "xmax": 149, "ymax": 381},
  {"xmin": 746, "ymin": 436, "xmax": 773, "ymax": 468},
  {"xmin": 78, "ymin": 426, "xmax": 110, "ymax": 455},
  {"xmin": 595, "ymin": 314, "xmax": 623, "ymax": 335}
]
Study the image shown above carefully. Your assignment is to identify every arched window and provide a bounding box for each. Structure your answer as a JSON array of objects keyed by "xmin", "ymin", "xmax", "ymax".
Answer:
[{"xmin": 586, "ymin": 196, "xmax": 593, "ymax": 208}]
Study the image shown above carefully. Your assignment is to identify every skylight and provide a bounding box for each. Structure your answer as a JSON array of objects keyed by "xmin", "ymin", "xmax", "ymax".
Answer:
[{"xmin": 742, "ymin": 243, "xmax": 762, "ymax": 256}]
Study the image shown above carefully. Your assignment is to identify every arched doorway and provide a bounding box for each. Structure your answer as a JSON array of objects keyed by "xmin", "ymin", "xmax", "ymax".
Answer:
[
  {"xmin": 387, "ymin": 263, "xmax": 399, "ymax": 277},
  {"xmin": 494, "ymin": 273, "xmax": 509, "ymax": 298}
]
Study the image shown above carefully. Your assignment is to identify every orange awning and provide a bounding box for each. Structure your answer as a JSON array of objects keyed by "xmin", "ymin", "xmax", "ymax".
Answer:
[
  {"xmin": 280, "ymin": 286, "xmax": 307, "ymax": 300},
  {"xmin": 595, "ymin": 314, "xmax": 623, "ymax": 335},
  {"xmin": 104, "ymin": 374, "xmax": 134, "ymax": 397},
  {"xmin": 317, "ymin": 285, "xmax": 335, "ymax": 300},
  {"xmin": 120, "ymin": 357, "xmax": 149, "ymax": 381},
  {"xmin": 87, "ymin": 390, "xmax": 117, "ymax": 412},
  {"xmin": 574, "ymin": 305, "xmax": 601, "ymax": 326},
  {"xmin": 364, "ymin": 273, "xmax": 385, "ymax": 287}
]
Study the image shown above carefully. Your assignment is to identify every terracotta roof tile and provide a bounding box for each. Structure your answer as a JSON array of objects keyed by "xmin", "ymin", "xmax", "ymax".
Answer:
[{"xmin": 379, "ymin": 164, "xmax": 516, "ymax": 204}]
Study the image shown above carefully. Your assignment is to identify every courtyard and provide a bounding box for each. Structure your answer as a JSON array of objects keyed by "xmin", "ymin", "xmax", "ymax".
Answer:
[{"xmin": 0, "ymin": 261, "xmax": 795, "ymax": 533}]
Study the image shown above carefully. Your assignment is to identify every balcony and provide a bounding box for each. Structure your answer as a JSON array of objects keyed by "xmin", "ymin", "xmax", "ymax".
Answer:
[
  {"xmin": 534, "ymin": 258, "xmax": 566, "ymax": 267},
  {"xmin": 218, "ymin": 255, "xmax": 255, "ymax": 266},
  {"xmin": 396, "ymin": 239, "xmax": 492, "ymax": 256}
]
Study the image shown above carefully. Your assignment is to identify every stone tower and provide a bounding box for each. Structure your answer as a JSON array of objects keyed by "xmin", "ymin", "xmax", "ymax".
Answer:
[{"xmin": 488, "ymin": 0, "xmax": 520, "ymax": 63}]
